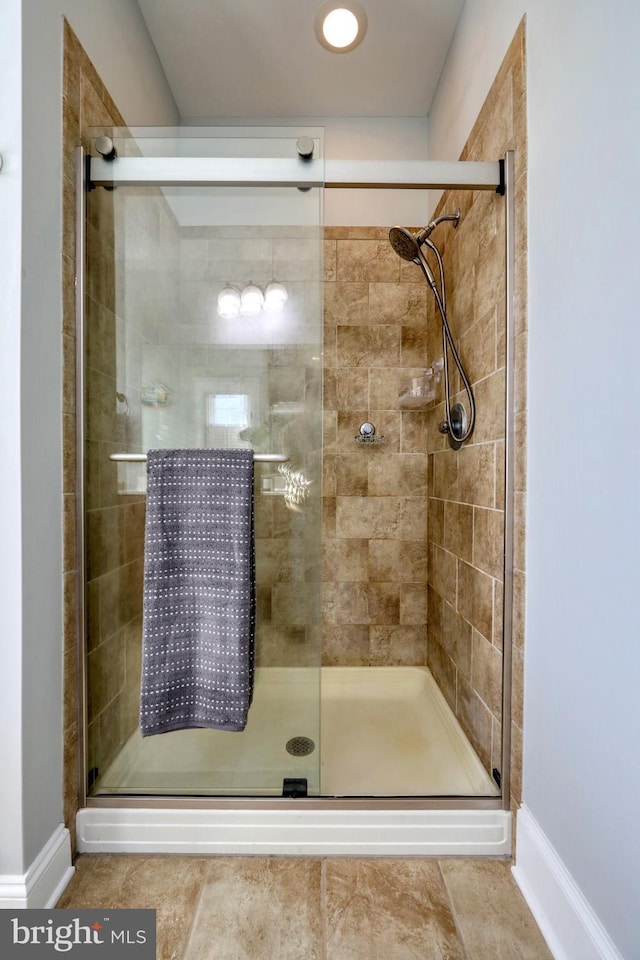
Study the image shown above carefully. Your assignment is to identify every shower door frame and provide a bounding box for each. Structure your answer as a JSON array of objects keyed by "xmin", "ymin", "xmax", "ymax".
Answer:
[{"xmin": 75, "ymin": 145, "xmax": 516, "ymax": 817}]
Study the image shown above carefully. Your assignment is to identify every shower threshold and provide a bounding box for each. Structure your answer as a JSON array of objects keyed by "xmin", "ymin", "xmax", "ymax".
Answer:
[{"xmin": 78, "ymin": 667, "xmax": 509, "ymax": 856}]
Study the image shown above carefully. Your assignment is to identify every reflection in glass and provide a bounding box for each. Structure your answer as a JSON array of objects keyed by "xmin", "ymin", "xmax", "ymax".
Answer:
[{"xmin": 84, "ymin": 168, "xmax": 323, "ymax": 797}]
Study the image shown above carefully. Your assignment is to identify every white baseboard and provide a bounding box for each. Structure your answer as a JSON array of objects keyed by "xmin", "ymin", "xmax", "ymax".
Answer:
[
  {"xmin": 0, "ymin": 824, "xmax": 74, "ymax": 909},
  {"xmin": 512, "ymin": 806, "xmax": 623, "ymax": 960}
]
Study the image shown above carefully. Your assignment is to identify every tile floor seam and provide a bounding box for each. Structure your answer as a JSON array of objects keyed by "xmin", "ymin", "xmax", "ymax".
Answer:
[
  {"xmin": 436, "ymin": 858, "xmax": 471, "ymax": 960},
  {"xmin": 320, "ymin": 857, "xmax": 328, "ymax": 960},
  {"xmin": 178, "ymin": 856, "xmax": 211, "ymax": 960}
]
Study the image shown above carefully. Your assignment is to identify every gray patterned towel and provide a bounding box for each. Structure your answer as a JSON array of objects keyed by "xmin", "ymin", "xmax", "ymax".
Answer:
[{"xmin": 140, "ymin": 448, "xmax": 255, "ymax": 736}]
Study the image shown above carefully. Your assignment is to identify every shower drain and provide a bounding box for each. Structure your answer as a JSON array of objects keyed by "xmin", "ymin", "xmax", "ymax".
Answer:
[{"xmin": 286, "ymin": 736, "xmax": 315, "ymax": 757}]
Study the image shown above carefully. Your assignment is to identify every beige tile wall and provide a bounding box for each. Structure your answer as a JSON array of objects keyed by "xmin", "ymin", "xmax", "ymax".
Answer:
[
  {"xmin": 62, "ymin": 20, "xmax": 127, "ymax": 849},
  {"xmin": 84, "ymin": 209, "xmax": 181, "ymax": 780},
  {"xmin": 423, "ymin": 177, "xmax": 507, "ymax": 779},
  {"xmin": 322, "ymin": 228, "xmax": 432, "ymax": 665},
  {"xmin": 425, "ymin": 23, "xmax": 527, "ymax": 795},
  {"xmin": 321, "ymin": 24, "xmax": 527, "ymax": 798},
  {"xmin": 70, "ymin": 44, "xmax": 155, "ymax": 792},
  {"xmin": 64, "ymin": 22, "xmax": 179, "ymax": 829},
  {"xmin": 136, "ymin": 223, "xmax": 324, "ymax": 668},
  {"xmin": 251, "ymin": 348, "xmax": 323, "ymax": 669}
]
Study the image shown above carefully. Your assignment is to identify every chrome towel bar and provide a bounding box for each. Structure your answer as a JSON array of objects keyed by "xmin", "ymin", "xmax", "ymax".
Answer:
[{"xmin": 109, "ymin": 452, "xmax": 289, "ymax": 463}]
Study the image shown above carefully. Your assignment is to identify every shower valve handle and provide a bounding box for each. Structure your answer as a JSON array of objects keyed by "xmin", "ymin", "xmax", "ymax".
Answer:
[{"xmin": 438, "ymin": 421, "xmax": 450, "ymax": 434}]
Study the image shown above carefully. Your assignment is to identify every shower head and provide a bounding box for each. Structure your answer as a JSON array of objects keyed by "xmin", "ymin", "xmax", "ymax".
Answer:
[
  {"xmin": 388, "ymin": 226, "xmax": 423, "ymax": 262},
  {"xmin": 388, "ymin": 222, "xmax": 437, "ymax": 289},
  {"xmin": 388, "ymin": 209, "xmax": 461, "ymax": 262}
]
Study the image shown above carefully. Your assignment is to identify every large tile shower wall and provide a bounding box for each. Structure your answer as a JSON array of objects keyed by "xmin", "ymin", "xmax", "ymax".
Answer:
[
  {"xmin": 84, "ymin": 182, "xmax": 178, "ymax": 782},
  {"xmin": 426, "ymin": 25, "xmax": 526, "ymax": 791},
  {"xmin": 322, "ymin": 230, "xmax": 431, "ymax": 666},
  {"xmin": 134, "ymin": 221, "xmax": 323, "ymax": 670},
  {"xmin": 322, "ymin": 24, "xmax": 526, "ymax": 797},
  {"xmin": 62, "ymin": 21, "xmax": 128, "ymax": 848}
]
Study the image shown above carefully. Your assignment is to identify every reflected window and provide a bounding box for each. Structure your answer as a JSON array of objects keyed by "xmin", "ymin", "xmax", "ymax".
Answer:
[
  {"xmin": 208, "ymin": 393, "xmax": 249, "ymax": 428},
  {"xmin": 206, "ymin": 393, "xmax": 250, "ymax": 448}
]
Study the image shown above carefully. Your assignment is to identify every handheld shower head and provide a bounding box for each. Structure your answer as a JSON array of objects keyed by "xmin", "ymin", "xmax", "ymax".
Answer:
[
  {"xmin": 388, "ymin": 209, "xmax": 461, "ymax": 262},
  {"xmin": 388, "ymin": 226, "xmax": 439, "ymax": 293},
  {"xmin": 388, "ymin": 226, "xmax": 422, "ymax": 262},
  {"xmin": 388, "ymin": 208, "xmax": 474, "ymax": 449}
]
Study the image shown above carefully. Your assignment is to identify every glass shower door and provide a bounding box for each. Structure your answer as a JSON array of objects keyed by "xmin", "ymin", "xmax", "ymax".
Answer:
[{"xmin": 82, "ymin": 130, "xmax": 323, "ymax": 798}]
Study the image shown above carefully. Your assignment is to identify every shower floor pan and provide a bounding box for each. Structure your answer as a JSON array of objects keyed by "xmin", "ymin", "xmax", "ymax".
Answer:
[{"xmin": 94, "ymin": 666, "xmax": 498, "ymax": 798}]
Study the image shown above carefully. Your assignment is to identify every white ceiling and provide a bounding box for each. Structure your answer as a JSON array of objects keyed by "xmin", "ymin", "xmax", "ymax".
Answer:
[{"xmin": 136, "ymin": 0, "xmax": 464, "ymax": 119}]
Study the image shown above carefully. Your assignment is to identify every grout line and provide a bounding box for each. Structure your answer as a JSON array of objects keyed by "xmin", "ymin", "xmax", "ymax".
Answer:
[
  {"xmin": 178, "ymin": 858, "xmax": 211, "ymax": 960},
  {"xmin": 320, "ymin": 858, "xmax": 328, "ymax": 960},
  {"xmin": 436, "ymin": 860, "xmax": 471, "ymax": 960}
]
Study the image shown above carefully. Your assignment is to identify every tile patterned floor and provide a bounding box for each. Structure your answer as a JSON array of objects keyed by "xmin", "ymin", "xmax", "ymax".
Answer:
[{"xmin": 57, "ymin": 855, "xmax": 554, "ymax": 959}]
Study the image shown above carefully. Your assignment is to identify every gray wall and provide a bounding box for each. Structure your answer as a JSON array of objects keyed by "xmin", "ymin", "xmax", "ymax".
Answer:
[
  {"xmin": 0, "ymin": 0, "xmax": 24, "ymax": 875},
  {"xmin": 0, "ymin": 0, "xmax": 176, "ymax": 877},
  {"xmin": 430, "ymin": 2, "xmax": 640, "ymax": 956}
]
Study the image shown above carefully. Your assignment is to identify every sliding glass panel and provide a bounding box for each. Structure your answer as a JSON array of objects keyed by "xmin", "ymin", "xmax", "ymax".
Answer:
[{"xmin": 83, "ymin": 130, "xmax": 323, "ymax": 797}]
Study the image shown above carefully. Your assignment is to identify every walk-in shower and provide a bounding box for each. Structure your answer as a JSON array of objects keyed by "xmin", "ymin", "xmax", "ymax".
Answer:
[
  {"xmin": 75, "ymin": 129, "xmax": 515, "ymax": 855},
  {"xmin": 389, "ymin": 214, "xmax": 475, "ymax": 449}
]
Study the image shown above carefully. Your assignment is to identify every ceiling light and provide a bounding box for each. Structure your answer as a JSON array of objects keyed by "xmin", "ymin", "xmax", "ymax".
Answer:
[
  {"xmin": 314, "ymin": 2, "xmax": 368, "ymax": 53},
  {"xmin": 263, "ymin": 282, "xmax": 288, "ymax": 313},
  {"xmin": 324, "ymin": 9, "xmax": 358, "ymax": 47}
]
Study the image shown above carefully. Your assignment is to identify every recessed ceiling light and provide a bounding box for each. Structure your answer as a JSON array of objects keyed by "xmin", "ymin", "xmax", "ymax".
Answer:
[{"xmin": 314, "ymin": 2, "xmax": 368, "ymax": 53}]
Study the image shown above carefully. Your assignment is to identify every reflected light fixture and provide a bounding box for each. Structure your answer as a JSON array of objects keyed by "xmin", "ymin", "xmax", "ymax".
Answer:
[
  {"xmin": 217, "ymin": 284, "xmax": 240, "ymax": 319},
  {"xmin": 264, "ymin": 281, "xmax": 289, "ymax": 313},
  {"xmin": 217, "ymin": 282, "xmax": 289, "ymax": 319},
  {"xmin": 314, "ymin": 2, "xmax": 367, "ymax": 53},
  {"xmin": 240, "ymin": 283, "xmax": 265, "ymax": 317}
]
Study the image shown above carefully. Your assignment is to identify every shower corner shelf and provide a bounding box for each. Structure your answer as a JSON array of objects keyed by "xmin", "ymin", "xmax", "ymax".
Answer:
[
  {"xmin": 398, "ymin": 392, "xmax": 434, "ymax": 409},
  {"xmin": 398, "ymin": 367, "xmax": 439, "ymax": 408}
]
